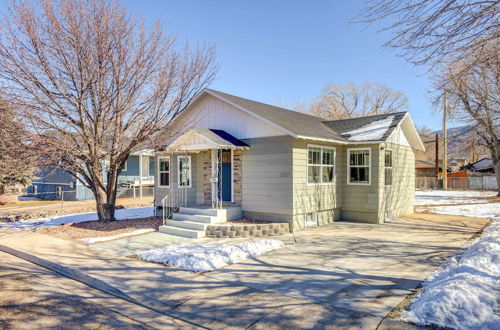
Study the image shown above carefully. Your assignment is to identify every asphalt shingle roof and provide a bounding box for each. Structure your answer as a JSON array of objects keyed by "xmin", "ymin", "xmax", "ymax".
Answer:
[
  {"xmin": 208, "ymin": 89, "xmax": 409, "ymax": 143},
  {"xmin": 193, "ymin": 128, "xmax": 249, "ymax": 147},
  {"xmin": 322, "ymin": 112, "xmax": 407, "ymax": 142},
  {"xmin": 208, "ymin": 89, "xmax": 346, "ymax": 142}
]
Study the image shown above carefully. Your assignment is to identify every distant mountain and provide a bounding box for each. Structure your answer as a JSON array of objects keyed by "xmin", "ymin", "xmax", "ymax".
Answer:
[
  {"xmin": 431, "ymin": 125, "xmax": 475, "ymax": 138},
  {"xmin": 419, "ymin": 125, "xmax": 489, "ymax": 162}
]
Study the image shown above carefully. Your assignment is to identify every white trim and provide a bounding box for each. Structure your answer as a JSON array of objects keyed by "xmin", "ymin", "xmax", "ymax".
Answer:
[
  {"xmin": 384, "ymin": 148, "xmax": 393, "ymax": 186},
  {"xmin": 347, "ymin": 147, "xmax": 372, "ymax": 185},
  {"xmin": 122, "ymin": 160, "xmax": 127, "ymax": 172},
  {"xmin": 177, "ymin": 155, "xmax": 192, "ymax": 188},
  {"xmin": 298, "ymin": 135, "xmax": 347, "ymax": 144},
  {"xmin": 386, "ymin": 113, "xmax": 425, "ymax": 151},
  {"xmin": 306, "ymin": 144, "xmax": 336, "ymax": 186},
  {"xmin": 31, "ymin": 182, "xmax": 72, "ymax": 186},
  {"xmin": 157, "ymin": 156, "xmax": 170, "ymax": 188},
  {"xmin": 231, "ymin": 148, "xmax": 234, "ymax": 203}
]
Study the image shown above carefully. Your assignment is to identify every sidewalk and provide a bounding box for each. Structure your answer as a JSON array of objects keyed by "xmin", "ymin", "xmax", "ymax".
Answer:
[{"xmin": 0, "ymin": 229, "xmax": 395, "ymax": 329}]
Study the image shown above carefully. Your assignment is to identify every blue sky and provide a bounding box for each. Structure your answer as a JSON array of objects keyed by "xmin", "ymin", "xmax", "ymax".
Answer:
[
  {"xmin": 120, "ymin": 0, "xmax": 449, "ymax": 129},
  {"xmin": 0, "ymin": 0, "xmax": 447, "ymax": 130}
]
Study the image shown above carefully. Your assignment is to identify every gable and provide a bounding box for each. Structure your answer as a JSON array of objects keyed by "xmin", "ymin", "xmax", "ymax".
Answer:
[
  {"xmin": 170, "ymin": 94, "xmax": 286, "ymax": 140},
  {"xmin": 386, "ymin": 125, "xmax": 411, "ymax": 147}
]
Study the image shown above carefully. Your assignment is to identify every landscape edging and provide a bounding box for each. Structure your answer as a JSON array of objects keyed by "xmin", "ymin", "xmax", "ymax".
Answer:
[{"xmin": 206, "ymin": 222, "xmax": 290, "ymax": 238}]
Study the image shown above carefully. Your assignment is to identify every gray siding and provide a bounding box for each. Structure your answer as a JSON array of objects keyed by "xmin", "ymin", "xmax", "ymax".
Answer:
[
  {"xmin": 292, "ymin": 139, "xmax": 343, "ymax": 230},
  {"xmin": 154, "ymin": 153, "xmax": 202, "ymax": 207},
  {"xmin": 340, "ymin": 144, "xmax": 382, "ymax": 223},
  {"xmin": 379, "ymin": 143, "xmax": 415, "ymax": 220},
  {"xmin": 241, "ymin": 136, "xmax": 293, "ymax": 222}
]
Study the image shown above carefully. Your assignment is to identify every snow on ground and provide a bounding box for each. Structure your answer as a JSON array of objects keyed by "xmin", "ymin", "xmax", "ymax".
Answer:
[
  {"xmin": 0, "ymin": 206, "xmax": 155, "ymax": 229},
  {"xmin": 80, "ymin": 228, "xmax": 155, "ymax": 244},
  {"xmin": 342, "ymin": 116, "xmax": 394, "ymax": 141},
  {"xmin": 17, "ymin": 196, "xmax": 40, "ymax": 201},
  {"xmin": 403, "ymin": 197, "xmax": 500, "ymax": 330},
  {"xmin": 415, "ymin": 189, "xmax": 496, "ymax": 206},
  {"xmin": 138, "ymin": 239, "xmax": 285, "ymax": 272},
  {"xmin": 429, "ymin": 203, "xmax": 500, "ymax": 219}
]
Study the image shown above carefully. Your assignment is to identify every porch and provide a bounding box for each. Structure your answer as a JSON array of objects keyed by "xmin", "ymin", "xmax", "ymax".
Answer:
[{"xmin": 155, "ymin": 129, "xmax": 248, "ymax": 237}]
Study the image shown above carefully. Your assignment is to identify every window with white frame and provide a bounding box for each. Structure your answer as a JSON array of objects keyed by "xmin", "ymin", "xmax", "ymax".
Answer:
[
  {"xmin": 122, "ymin": 160, "xmax": 127, "ymax": 172},
  {"xmin": 177, "ymin": 156, "xmax": 191, "ymax": 188},
  {"xmin": 307, "ymin": 146, "xmax": 335, "ymax": 184},
  {"xmin": 385, "ymin": 149, "xmax": 393, "ymax": 186},
  {"xmin": 158, "ymin": 157, "xmax": 170, "ymax": 187},
  {"xmin": 304, "ymin": 212, "xmax": 317, "ymax": 227},
  {"xmin": 56, "ymin": 186, "xmax": 62, "ymax": 197},
  {"xmin": 348, "ymin": 149, "xmax": 370, "ymax": 184}
]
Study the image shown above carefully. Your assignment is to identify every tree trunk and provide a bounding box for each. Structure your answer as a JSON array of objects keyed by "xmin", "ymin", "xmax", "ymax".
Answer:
[
  {"xmin": 95, "ymin": 185, "xmax": 116, "ymax": 222},
  {"xmin": 493, "ymin": 159, "xmax": 500, "ymax": 197}
]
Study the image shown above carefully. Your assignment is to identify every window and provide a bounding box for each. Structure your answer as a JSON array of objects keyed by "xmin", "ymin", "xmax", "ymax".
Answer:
[
  {"xmin": 56, "ymin": 186, "xmax": 62, "ymax": 197},
  {"xmin": 307, "ymin": 146, "xmax": 335, "ymax": 184},
  {"xmin": 32, "ymin": 185, "xmax": 37, "ymax": 195},
  {"xmin": 158, "ymin": 157, "xmax": 170, "ymax": 187},
  {"xmin": 348, "ymin": 148, "xmax": 371, "ymax": 184},
  {"xmin": 122, "ymin": 160, "xmax": 127, "ymax": 172},
  {"xmin": 177, "ymin": 156, "xmax": 192, "ymax": 188},
  {"xmin": 385, "ymin": 149, "xmax": 393, "ymax": 186},
  {"xmin": 304, "ymin": 212, "xmax": 317, "ymax": 227}
]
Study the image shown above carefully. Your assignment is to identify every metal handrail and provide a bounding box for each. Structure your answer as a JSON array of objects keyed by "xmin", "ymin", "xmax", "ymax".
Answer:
[{"xmin": 161, "ymin": 186, "xmax": 188, "ymax": 225}]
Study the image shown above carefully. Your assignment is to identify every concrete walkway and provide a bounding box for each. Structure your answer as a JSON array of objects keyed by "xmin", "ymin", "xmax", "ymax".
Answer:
[
  {"xmin": 0, "ymin": 213, "xmax": 489, "ymax": 329},
  {"xmin": 89, "ymin": 232, "xmax": 288, "ymax": 257}
]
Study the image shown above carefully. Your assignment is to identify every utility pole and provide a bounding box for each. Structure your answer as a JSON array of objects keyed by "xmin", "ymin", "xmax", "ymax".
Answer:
[
  {"xmin": 443, "ymin": 89, "xmax": 448, "ymax": 190},
  {"xmin": 435, "ymin": 133, "xmax": 439, "ymax": 178}
]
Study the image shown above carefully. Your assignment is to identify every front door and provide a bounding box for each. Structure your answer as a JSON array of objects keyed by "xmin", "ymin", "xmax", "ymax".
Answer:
[{"xmin": 217, "ymin": 149, "xmax": 232, "ymax": 202}]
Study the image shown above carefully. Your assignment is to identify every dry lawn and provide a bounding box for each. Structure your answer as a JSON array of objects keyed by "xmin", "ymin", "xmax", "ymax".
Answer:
[{"xmin": 36, "ymin": 217, "xmax": 162, "ymax": 243}]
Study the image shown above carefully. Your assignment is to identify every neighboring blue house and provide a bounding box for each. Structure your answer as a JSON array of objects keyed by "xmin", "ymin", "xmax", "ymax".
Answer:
[{"xmin": 28, "ymin": 150, "xmax": 155, "ymax": 200}]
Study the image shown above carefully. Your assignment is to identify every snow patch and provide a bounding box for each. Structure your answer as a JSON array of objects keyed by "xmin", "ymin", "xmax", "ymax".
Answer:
[
  {"xmin": 415, "ymin": 190, "xmax": 496, "ymax": 206},
  {"xmin": 402, "ymin": 218, "xmax": 500, "ymax": 329},
  {"xmin": 138, "ymin": 239, "xmax": 285, "ymax": 272},
  {"xmin": 80, "ymin": 228, "xmax": 155, "ymax": 244},
  {"xmin": 429, "ymin": 203, "xmax": 500, "ymax": 219},
  {"xmin": 342, "ymin": 116, "xmax": 394, "ymax": 141},
  {"xmin": 0, "ymin": 206, "xmax": 154, "ymax": 229},
  {"xmin": 17, "ymin": 196, "xmax": 40, "ymax": 201}
]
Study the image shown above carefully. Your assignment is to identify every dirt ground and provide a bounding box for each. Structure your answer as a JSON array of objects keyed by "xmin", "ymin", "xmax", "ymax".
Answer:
[
  {"xmin": 0, "ymin": 251, "xmax": 147, "ymax": 329},
  {"xmin": 36, "ymin": 217, "xmax": 163, "ymax": 243},
  {"xmin": 0, "ymin": 196, "xmax": 153, "ymax": 220}
]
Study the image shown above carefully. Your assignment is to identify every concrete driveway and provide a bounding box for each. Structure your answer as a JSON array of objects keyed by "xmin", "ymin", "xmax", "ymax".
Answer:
[
  {"xmin": 204, "ymin": 213, "xmax": 489, "ymax": 325},
  {"xmin": 0, "ymin": 213, "xmax": 489, "ymax": 329}
]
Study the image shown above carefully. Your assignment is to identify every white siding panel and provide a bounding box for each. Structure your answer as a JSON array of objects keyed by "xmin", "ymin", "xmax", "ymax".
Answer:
[
  {"xmin": 387, "ymin": 126, "xmax": 410, "ymax": 147},
  {"xmin": 173, "ymin": 95, "xmax": 285, "ymax": 140}
]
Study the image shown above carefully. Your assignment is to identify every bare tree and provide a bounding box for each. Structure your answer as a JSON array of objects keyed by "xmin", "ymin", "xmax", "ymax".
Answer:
[
  {"xmin": 437, "ymin": 41, "xmax": 500, "ymax": 194},
  {"xmin": 0, "ymin": 0, "xmax": 217, "ymax": 220},
  {"xmin": 307, "ymin": 82, "xmax": 408, "ymax": 120},
  {"xmin": 0, "ymin": 99, "xmax": 35, "ymax": 194},
  {"xmin": 358, "ymin": 0, "xmax": 500, "ymax": 68}
]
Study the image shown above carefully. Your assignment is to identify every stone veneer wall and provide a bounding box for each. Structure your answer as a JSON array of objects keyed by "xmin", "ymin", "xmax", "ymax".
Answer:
[
  {"xmin": 233, "ymin": 150, "xmax": 242, "ymax": 204},
  {"xmin": 202, "ymin": 151, "xmax": 211, "ymax": 204},
  {"xmin": 206, "ymin": 222, "xmax": 290, "ymax": 238},
  {"xmin": 202, "ymin": 149, "xmax": 243, "ymax": 205}
]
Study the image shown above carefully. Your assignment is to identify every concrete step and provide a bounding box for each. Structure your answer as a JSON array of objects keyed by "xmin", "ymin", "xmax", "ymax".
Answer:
[
  {"xmin": 166, "ymin": 220, "xmax": 208, "ymax": 231},
  {"xmin": 171, "ymin": 213, "xmax": 217, "ymax": 224},
  {"xmin": 179, "ymin": 207, "xmax": 217, "ymax": 217},
  {"xmin": 158, "ymin": 225, "xmax": 205, "ymax": 239}
]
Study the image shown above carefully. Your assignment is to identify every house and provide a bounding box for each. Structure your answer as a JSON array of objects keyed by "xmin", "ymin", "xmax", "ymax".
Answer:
[
  {"xmin": 463, "ymin": 158, "xmax": 494, "ymax": 173},
  {"xmin": 28, "ymin": 149, "xmax": 155, "ymax": 200},
  {"xmin": 415, "ymin": 159, "xmax": 440, "ymax": 177},
  {"xmin": 154, "ymin": 89, "xmax": 424, "ymax": 236}
]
